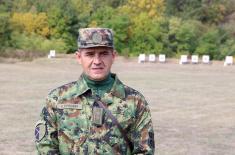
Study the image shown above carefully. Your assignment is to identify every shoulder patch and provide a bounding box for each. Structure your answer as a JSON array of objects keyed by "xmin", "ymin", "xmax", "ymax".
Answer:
[{"xmin": 35, "ymin": 120, "xmax": 47, "ymax": 142}]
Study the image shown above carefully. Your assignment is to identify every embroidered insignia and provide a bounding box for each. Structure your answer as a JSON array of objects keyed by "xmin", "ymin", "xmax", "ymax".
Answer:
[
  {"xmin": 35, "ymin": 120, "xmax": 46, "ymax": 142},
  {"xmin": 92, "ymin": 32, "xmax": 102, "ymax": 44},
  {"xmin": 92, "ymin": 107, "xmax": 104, "ymax": 126},
  {"xmin": 57, "ymin": 104, "xmax": 82, "ymax": 109}
]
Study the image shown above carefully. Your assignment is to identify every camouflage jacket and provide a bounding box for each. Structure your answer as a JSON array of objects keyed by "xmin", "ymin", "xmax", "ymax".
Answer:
[{"xmin": 35, "ymin": 74, "xmax": 155, "ymax": 155}]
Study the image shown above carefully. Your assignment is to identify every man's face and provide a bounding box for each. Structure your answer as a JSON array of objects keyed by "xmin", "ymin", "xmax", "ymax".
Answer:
[{"xmin": 76, "ymin": 47, "xmax": 116, "ymax": 81}]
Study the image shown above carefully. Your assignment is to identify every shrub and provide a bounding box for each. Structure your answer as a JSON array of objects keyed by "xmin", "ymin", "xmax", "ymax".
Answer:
[{"xmin": 6, "ymin": 32, "xmax": 67, "ymax": 59}]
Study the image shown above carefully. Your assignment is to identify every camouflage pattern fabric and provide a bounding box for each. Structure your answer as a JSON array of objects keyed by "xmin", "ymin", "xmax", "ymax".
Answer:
[
  {"xmin": 35, "ymin": 74, "xmax": 155, "ymax": 155},
  {"xmin": 78, "ymin": 28, "xmax": 114, "ymax": 49}
]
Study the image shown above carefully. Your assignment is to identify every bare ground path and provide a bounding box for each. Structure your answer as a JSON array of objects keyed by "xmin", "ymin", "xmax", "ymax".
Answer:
[{"xmin": 0, "ymin": 56, "xmax": 235, "ymax": 155}]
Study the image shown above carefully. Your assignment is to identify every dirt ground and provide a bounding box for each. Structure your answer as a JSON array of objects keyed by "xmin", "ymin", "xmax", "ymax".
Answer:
[{"xmin": 0, "ymin": 55, "xmax": 235, "ymax": 155}]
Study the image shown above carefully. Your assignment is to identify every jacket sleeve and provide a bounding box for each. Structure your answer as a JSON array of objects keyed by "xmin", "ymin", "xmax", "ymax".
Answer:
[
  {"xmin": 131, "ymin": 95, "xmax": 155, "ymax": 155},
  {"xmin": 35, "ymin": 95, "xmax": 60, "ymax": 155}
]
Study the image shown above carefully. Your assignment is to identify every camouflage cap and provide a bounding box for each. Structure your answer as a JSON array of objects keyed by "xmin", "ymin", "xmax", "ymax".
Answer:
[{"xmin": 78, "ymin": 28, "xmax": 114, "ymax": 49}]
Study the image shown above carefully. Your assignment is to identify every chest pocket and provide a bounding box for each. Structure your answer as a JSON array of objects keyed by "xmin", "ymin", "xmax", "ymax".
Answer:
[
  {"xmin": 56, "ymin": 101, "xmax": 92, "ymax": 139},
  {"xmin": 57, "ymin": 103, "xmax": 94, "ymax": 154},
  {"xmin": 109, "ymin": 100, "xmax": 135, "ymax": 129}
]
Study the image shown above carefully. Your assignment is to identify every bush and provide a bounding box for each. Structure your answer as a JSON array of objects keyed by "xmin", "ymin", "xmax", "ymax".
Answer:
[
  {"xmin": 1, "ymin": 32, "xmax": 67, "ymax": 59},
  {"xmin": 0, "ymin": 13, "xmax": 11, "ymax": 52},
  {"xmin": 195, "ymin": 27, "xmax": 232, "ymax": 60},
  {"xmin": 219, "ymin": 39, "xmax": 235, "ymax": 59}
]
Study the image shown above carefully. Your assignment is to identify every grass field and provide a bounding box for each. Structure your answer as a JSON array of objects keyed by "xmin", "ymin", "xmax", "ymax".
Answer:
[{"xmin": 0, "ymin": 55, "xmax": 235, "ymax": 155}]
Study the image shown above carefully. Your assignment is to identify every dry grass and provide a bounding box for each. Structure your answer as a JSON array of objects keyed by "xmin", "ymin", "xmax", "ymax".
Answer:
[{"xmin": 0, "ymin": 55, "xmax": 235, "ymax": 155}]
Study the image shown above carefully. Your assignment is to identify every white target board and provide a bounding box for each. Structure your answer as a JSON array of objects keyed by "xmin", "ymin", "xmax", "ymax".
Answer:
[
  {"xmin": 138, "ymin": 54, "xmax": 146, "ymax": 63},
  {"xmin": 191, "ymin": 55, "xmax": 199, "ymax": 64},
  {"xmin": 148, "ymin": 54, "xmax": 156, "ymax": 62},
  {"xmin": 159, "ymin": 54, "xmax": 166, "ymax": 63},
  {"xmin": 179, "ymin": 55, "xmax": 188, "ymax": 64},
  {"xmin": 202, "ymin": 55, "xmax": 210, "ymax": 64},
  {"xmin": 48, "ymin": 50, "xmax": 56, "ymax": 59},
  {"xmin": 224, "ymin": 56, "xmax": 233, "ymax": 66}
]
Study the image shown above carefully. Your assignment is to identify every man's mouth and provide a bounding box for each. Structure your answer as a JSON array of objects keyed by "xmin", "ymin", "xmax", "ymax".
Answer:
[
  {"xmin": 92, "ymin": 67, "xmax": 103, "ymax": 70},
  {"xmin": 92, "ymin": 67, "xmax": 104, "ymax": 73}
]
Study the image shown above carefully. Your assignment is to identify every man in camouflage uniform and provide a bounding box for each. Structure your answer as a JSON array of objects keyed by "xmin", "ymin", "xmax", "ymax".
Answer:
[{"xmin": 35, "ymin": 28, "xmax": 155, "ymax": 155}]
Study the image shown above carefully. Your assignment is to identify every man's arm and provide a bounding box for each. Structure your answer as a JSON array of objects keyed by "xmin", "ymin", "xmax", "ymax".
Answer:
[
  {"xmin": 131, "ymin": 95, "xmax": 155, "ymax": 155},
  {"xmin": 35, "ymin": 96, "xmax": 59, "ymax": 155}
]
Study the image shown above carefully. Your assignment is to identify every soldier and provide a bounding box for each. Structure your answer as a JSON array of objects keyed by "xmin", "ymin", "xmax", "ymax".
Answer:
[{"xmin": 35, "ymin": 28, "xmax": 155, "ymax": 155}]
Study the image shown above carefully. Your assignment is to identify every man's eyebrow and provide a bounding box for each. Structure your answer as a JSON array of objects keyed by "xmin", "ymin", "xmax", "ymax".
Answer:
[
  {"xmin": 100, "ymin": 50, "xmax": 110, "ymax": 53},
  {"xmin": 84, "ymin": 50, "xmax": 95, "ymax": 54}
]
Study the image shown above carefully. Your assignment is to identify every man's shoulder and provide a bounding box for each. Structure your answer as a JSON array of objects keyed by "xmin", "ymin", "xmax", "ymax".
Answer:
[
  {"xmin": 48, "ymin": 80, "xmax": 78, "ymax": 99},
  {"xmin": 114, "ymin": 76, "xmax": 144, "ymax": 99},
  {"xmin": 123, "ymin": 84, "xmax": 145, "ymax": 100},
  {"xmin": 120, "ymin": 84, "xmax": 150, "ymax": 110}
]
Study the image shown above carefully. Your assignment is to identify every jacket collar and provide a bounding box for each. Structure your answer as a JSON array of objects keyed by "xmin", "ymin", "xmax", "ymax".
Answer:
[
  {"xmin": 109, "ymin": 73, "xmax": 126, "ymax": 100},
  {"xmin": 76, "ymin": 73, "xmax": 126, "ymax": 100}
]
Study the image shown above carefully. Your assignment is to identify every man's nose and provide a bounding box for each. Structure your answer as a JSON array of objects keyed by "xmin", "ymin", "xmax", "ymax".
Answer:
[{"xmin": 93, "ymin": 54, "xmax": 101, "ymax": 64}]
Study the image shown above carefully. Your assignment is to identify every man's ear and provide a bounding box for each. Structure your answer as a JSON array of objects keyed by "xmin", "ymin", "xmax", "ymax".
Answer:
[
  {"xmin": 75, "ymin": 51, "xmax": 81, "ymax": 64},
  {"xmin": 112, "ymin": 50, "xmax": 118, "ymax": 59},
  {"xmin": 110, "ymin": 50, "xmax": 117, "ymax": 64}
]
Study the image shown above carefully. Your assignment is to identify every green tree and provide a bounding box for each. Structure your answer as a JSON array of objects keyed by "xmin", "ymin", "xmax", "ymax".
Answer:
[
  {"xmin": 165, "ymin": 0, "xmax": 227, "ymax": 24},
  {"xmin": 128, "ymin": 13, "xmax": 163, "ymax": 56},
  {"xmin": 165, "ymin": 0, "xmax": 202, "ymax": 17},
  {"xmin": 116, "ymin": 0, "xmax": 165, "ymax": 55},
  {"xmin": 0, "ymin": 0, "xmax": 13, "ymax": 12},
  {"xmin": 11, "ymin": 0, "xmax": 30, "ymax": 12},
  {"xmin": 0, "ymin": 13, "xmax": 11, "ymax": 51},
  {"xmin": 174, "ymin": 19, "xmax": 203, "ymax": 55},
  {"xmin": 90, "ymin": 0, "xmax": 127, "ymax": 10},
  {"xmin": 195, "ymin": 27, "xmax": 229, "ymax": 60},
  {"xmin": 124, "ymin": 0, "xmax": 165, "ymax": 18},
  {"xmin": 0, "ymin": 1, "xmax": 13, "ymax": 52},
  {"xmin": 10, "ymin": 12, "xmax": 50, "ymax": 37},
  {"xmin": 219, "ymin": 39, "xmax": 235, "ymax": 59},
  {"xmin": 89, "ymin": 6, "xmax": 130, "ymax": 55},
  {"xmin": 45, "ymin": 0, "xmax": 79, "ymax": 52}
]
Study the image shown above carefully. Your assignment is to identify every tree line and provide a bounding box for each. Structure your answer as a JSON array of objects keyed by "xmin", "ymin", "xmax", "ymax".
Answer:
[{"xmin": 0, "ymin": 0, "xmax": 235, "ymax": 60}]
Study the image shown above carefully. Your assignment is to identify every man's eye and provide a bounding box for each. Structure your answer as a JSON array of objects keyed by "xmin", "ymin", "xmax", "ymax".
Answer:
[
  {"xmin": 85, "ymin": 53, "xmax": 94, "ymax": 56},
  {"xmin": 101, "ymin": 52, "xmax": 110, "ymax": 56}
]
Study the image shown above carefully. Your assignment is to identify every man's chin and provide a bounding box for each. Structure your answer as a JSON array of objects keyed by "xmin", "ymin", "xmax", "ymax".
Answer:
[{"xmin": 90, "ymin": 74, "xmax": 106, "ymax": 81}]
